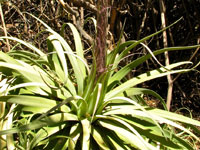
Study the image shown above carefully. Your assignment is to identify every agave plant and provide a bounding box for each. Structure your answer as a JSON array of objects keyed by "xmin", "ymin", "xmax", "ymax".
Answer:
[{"xmin": 0, "ymin": 13, "xmax": 200, "ymax": 149}]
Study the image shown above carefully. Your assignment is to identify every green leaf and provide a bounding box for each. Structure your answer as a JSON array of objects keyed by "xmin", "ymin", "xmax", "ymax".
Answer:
[
  {"xmin": 55, "ymin": 33, "xmax": 85, "ymax": 95},
  {"xmin": 91, "ymin": 127, "xmax": 110, "ymax": 150},
  {"xmin": 122, "ymin": 88, "xmax": 167, "ymax": 110},
  {"xmin": 27, "ymin": 13, "xmax": 85, "ymax": 95},
  {"xmin": 81, "ymin": 119, "xmax": 91, "ymax": 150},
  {"xmin": 28, "ymin": 125, "xmax": 66, "ymax": 149},
  {"xmin": 109, "ymin": 45, "xmax": 200, "ymax": 85},
  {"xmin": 67, "ymin": 23, "xmax": 86, "ymax": 79},
  {"xmin": 47, "ymin": 40, "xmax": 65, "ymax": 81},
  {"xmin": 0, "ymin": 95, "xmax": 57, "ymax": 108},
  {"xmin": 48, "ymin": 35, "xmax": 68, "ymax": 80},
  {"xmin": 91, "ymin": 83, "xmax": 102, "ymax": 121},
  {"xmin": 0, "ymin": 113, "xmax": 78, "ymax": 135},
  {"xmin": 86, "ymin": 85, "xmax": 98, "ymax": 115},
  {"xmin": 0, "ymin": 61, "xmax": 54, "ymax": 94},
  {"xmin": 68, "ymin": 123, "xmax": 81, "ymax": 150},
  {"xmin": 110, "ymin": 18, "xmax": 183, "ymax": 70},
  {"xmin": 113, "ymin": 115, "xmax": 193, "ymax": 149},
  {"xmin": 36, "ymin": 96, "xmax": 82, "ymax": 121},
  {"xmin": 106, "ymin": 62, "xmax": 191, "ymax": 99},
  {"xmin": 48, "ymin": 35, "xmax": 76, "ymax": 95},
  {"xmin": 97, "ymin": 119, "xmax": 156, "ymax": 150},
  {"xmin": 148, "ymin": 108, "xmax": 200, "ymax": 127},
  {"xmin": 0, "ymin": 36, "xmax": 46, "ymax": 60},
  {"xmin": 0, "ymin": 51, "xmax": 22, "ymax": 65},
  {"xmin": 103, "ymin": 107, "xmax": 200, "ymax": 141},
  {"xmin": 77, "ymin": 99, "xmax": 88, "ymax": 119}
]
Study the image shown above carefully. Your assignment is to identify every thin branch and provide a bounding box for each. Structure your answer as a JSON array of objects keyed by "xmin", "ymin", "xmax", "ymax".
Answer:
[
  {"xmin": 76, "ymin": 20, "xmax": 93, "ymax": 45},
  {"xmin": 57, "ymin": 0, "xmax": 93, "ymax": 45},
  {"xmin": 71, "ymin": 0, "xmax": 97, "ymax": 13},
  {"xmin": 0, "ymin": 3, "xmax": 10, "ymax": 52},
  {"xmin": 159, "ymin": 0, "xmax": 173, "ymax": 111},
  {"xmin": 57, "ymin": 0, "xmax": 79, "ymax": 17},
  {"xmin": 137, "ymin": 0, "xmax": 151, "ymax": 40}
]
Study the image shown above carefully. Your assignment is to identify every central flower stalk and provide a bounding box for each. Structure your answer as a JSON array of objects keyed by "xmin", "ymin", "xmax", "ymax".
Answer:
[{"xmin": 94, "ymin": 0, "xmax": 109, "ymax": 80}]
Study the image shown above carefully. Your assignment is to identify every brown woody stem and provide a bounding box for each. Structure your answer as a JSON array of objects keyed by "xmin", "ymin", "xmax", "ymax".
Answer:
[{"xmin": 95, "ymin": 0, "xmax": 109, "ymax": 79}]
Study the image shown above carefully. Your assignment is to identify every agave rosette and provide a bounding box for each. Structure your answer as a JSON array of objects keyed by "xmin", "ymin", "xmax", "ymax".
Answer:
[{"xmin": 0, "ymin": 15, "xmax": 200, "ymax": 149}]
